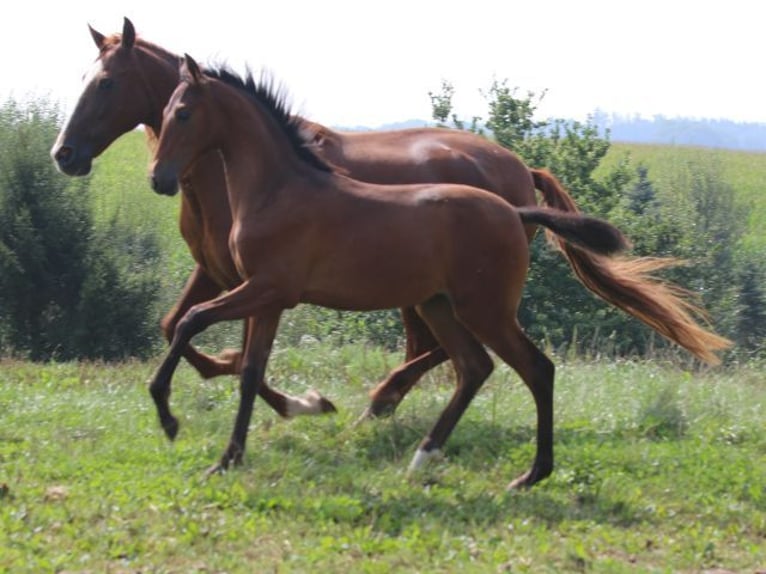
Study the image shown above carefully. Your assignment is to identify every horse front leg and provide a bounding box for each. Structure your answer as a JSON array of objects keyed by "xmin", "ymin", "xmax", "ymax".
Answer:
[
  {"xmin": 161, "ymin": 264, "xmax": 243, "ymax": 378},
  {"xmin": 207, "ymin": 310, "xmax": 282, "ymax": 475},
  {"xmin": 163, "ymin": 266, "xmax": 336, "ymax": 418}
]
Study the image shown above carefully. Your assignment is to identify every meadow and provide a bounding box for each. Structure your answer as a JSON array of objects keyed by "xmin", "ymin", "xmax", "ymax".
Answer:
[
  {"xmin": 2, "ymin": 129, "xmax": 765, "ymax": 572},
  {"xmin": 1, "ymin": 350, "xmax": 764, "ymax": 572}
]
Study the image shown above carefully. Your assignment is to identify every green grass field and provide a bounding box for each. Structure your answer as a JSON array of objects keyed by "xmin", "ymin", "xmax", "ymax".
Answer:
[
  {"xmin": 602, "ymin": 142, "xmax": 766, "ymax": 252},
  {"xmin": 1, "ymin": 351, "xmax": 764, "ymax": 572}
]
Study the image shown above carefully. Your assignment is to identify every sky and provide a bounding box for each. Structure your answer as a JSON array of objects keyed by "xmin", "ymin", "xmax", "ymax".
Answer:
[{"xmin": 2, "ymin": 0, "xmax": 764, "ymax": 128}]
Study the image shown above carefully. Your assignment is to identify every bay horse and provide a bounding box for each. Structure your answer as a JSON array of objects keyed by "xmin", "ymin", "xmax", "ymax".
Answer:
[
  {"xmin": 52, "ymin": 19, "xmax": 731, "ymax": 420},
  {"xmin": 149, "ymin": 54, "xmax": 631, "ymax": 487}
]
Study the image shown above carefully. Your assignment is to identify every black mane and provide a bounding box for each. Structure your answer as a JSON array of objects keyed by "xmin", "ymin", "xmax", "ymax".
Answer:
[{"xmin": 202, "ymin": 65, "xmax": 332, "ymax": 173}]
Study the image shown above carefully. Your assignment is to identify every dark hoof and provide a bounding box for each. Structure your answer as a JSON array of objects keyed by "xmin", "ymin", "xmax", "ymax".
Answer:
[
  {"xmin": 506, "ymin": 463, "xmax": 553, "ymax": 490},
  {"xmin": 367, "ymin": 400, "xmax": 398, "ymax": 418},
  {"xmin": 352, "ymin": 401, "xmax": 396, "ymax": 427},
  {"xmin": 204, "ymin": 462, "xmax": 227, "ymax": 478},
  {"xmin": 205, "ymin": 446, "xmax": 243, "ymax": 477},
  {"xmin": 319, "ymin": 396, "xmax": 338, "ymax": 414},
  {"xmin": 162, "ymin": 416, "xmax": 179, "ymax": 441}
]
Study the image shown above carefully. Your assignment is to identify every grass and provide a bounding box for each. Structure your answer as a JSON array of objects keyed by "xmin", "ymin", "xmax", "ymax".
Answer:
[
  {"xmin": 1, "ymin": 349, "xmax": 764, "ymax": 572},
  {"xmin": 601, "ymin": 143, "xmax": 766, "ymax": 252}
]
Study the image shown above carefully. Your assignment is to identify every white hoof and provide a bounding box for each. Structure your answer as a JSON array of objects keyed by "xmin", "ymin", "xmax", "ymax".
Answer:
[{"xmin": 406, "ymin": 448, "xmax": 443, "ymax": 476}]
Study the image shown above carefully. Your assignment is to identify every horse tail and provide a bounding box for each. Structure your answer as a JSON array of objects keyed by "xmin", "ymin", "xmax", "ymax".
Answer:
[
  {"xmin": 529, "ymin": 168, "xmax": 732, "ymax": 365},
  {"xmin": 516, "ymin": 206, "xmax": 628, "ymax": 256}
]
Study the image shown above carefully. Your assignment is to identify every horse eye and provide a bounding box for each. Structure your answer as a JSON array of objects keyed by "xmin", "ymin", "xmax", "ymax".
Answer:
[
  {"xmin": 175, "ymin": 107, "xmax": 191, "ymax": 122},
  {"xmin": 98, "ymin": 77, "xmax": 114, "ymax": 90}
]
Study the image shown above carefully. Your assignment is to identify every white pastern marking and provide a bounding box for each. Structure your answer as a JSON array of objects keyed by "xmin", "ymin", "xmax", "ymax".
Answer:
[
  {"xmin": 407, "ymin": 448, "xmax": 443, "ymax": 476},
  {"xmin": 285, "ymin": 388, "xmax": 325, "ymax": 417}
]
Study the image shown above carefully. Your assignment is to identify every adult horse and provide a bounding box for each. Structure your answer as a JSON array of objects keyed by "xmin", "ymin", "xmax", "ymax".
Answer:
[
  {"xmin": 52, "ymin": 18, "xmax": 730, "ymax": 419},
  {"xmin": 149, "ymin": 55, "xmax": 631, "ymax": 487}
]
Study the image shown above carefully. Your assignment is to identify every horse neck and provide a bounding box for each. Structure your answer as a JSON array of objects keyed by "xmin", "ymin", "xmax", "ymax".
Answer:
[
  {"xmin": 134, "ymin": 41, "xmax": 182, "ymax": 136},
  {"xmin": 214, "ymin": 84, "xmax": 307, "ymax": 214}
]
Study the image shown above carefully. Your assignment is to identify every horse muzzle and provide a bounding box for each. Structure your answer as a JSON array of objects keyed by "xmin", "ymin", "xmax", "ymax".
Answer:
[
  {"xmin": 149, "ymin": 164, "xmax": 180, "ymax": 196},
  {"xmin": 51, "ymin": 142, "xmax": 93, "ymax": 176}
]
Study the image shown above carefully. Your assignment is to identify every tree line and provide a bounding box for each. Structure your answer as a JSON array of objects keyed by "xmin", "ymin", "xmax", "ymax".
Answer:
[{"xmin": 1, "ymin": 90, "xmax": 764, "ymax": 363}]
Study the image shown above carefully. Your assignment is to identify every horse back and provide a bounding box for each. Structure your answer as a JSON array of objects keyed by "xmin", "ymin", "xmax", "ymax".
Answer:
[{"xmin": 325, "ymin": 128, "xmax": 536, "ymax": 207}]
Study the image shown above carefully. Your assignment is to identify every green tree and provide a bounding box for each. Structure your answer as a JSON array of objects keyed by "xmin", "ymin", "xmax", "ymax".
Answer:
[
  {"xmin": 0, "ymin": 97, "xmax": 161, "ymax": 360},
  {"xmin": 651, "ymin": 158, "xmax": 749, "ymax": 342},
  {"xmin": 735, "ymin": 259, "xmax": 766, "ymax": 354},
  {"xmin": 428, "ymin": 80, "xmax": 482, "ymax": 132}
]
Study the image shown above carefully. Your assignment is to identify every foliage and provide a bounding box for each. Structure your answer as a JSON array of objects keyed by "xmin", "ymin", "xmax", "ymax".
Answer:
[
  {"xmin": 1, "ymin": 355, "xmax": 764, "ymax": 572},
  {"xmin": 429, "ymin": 81, "xmax": 765, "ymax": 360},
  {"xmin": 0, "ymin": 97, "xmax": 161, "ymax": 360}
]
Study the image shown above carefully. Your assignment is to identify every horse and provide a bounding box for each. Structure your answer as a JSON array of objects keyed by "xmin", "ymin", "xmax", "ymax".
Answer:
[
  {"xmin": 148, "ymin": 54, "xmax": 633, "ymax": 487},
  {"xmin": 52, "ymin": 18, "xmax": 731, "ymax": 420}
]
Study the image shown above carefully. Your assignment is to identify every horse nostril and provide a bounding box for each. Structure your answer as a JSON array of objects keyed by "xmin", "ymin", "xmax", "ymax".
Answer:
[{"xmin": 55, "ymin": 145, "xmax": 74, "ymax": 166}]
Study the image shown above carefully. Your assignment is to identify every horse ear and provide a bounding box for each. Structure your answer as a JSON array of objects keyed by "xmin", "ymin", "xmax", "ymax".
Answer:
[
  {"xmin": 88, "ymin": 24, "xmax": 106, "ymax": 50},
  {"xmin": 181, "ymin": 53, "xmax": 205, "ymax": 85},
  {"xmin": 120, "ymin": 17, "xmax": 136, "ymax": 50}
]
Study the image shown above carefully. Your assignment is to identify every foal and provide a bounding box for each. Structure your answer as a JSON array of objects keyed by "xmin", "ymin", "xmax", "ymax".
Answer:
[{"xmin": 148, "ymin": 55, "xmax": 629, "ymax": 488}]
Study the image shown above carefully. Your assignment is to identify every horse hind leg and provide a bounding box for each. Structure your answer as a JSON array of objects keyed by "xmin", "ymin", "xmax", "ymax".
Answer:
[
  {"xmin": 207, "ymin": 311, "xmax": 282, "ymax": 476},
  {"xmin": 460, "ymin": 307, "xmax": 556, "ymax": 489},
  {"xmin": 406, "ymin": 296, "xmax": 494, "ymax": 474},
  {"xmin": 363, "ymin": 307, "xmax": 448, "ymax": 419}
]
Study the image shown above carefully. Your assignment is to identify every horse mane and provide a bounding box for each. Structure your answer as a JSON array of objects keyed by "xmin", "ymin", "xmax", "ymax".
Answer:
[{"xmin": 202, "ymin": 65, "xmax": 333, "ymax": 173}]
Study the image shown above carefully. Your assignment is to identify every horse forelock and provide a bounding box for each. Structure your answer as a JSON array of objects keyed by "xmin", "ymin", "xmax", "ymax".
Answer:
[{"xmin": 201, "ymin": 64, "xmax": 333, "ymax": 173}]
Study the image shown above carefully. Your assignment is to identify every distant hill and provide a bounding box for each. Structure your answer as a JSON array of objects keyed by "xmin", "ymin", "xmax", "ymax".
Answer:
[
  {"xmin": 335, "ymin": 116, "xmax": 766, "ymax": 153},
  {"xmin": 332, "ymin": 119, "xmax": 430, "ymax": 132},
  {"xmin": 594, "ymin": 113, "xmax": 766, "ymax": 152}
]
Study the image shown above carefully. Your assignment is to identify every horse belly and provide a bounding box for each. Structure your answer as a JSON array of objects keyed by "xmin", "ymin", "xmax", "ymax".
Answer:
[{"xmin": 303, "ymin": 250, "xmax": 443, "ymax": 311}]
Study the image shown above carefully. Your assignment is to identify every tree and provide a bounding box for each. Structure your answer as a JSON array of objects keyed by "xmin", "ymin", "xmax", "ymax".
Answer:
[
  {"xmin": 735, "ymin": 260, "xmax": 766, "ymax": 354},
  {"xmin": 0, "ymin": 97, "xmax": 161, "ymax": 360}
]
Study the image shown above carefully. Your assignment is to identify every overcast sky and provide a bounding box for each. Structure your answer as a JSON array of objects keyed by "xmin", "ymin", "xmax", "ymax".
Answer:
[{"xmin": 2, "ymin": 0, "xmax": 763, "ymax": 128}]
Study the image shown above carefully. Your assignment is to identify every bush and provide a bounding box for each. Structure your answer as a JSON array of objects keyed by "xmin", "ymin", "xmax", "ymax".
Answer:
[{"xmin": 0, "ymin": 97, "xmax": 160, "ymax": 360}]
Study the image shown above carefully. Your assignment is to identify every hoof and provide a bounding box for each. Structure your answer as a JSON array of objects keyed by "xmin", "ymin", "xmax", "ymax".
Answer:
[
  {"xmin": 162, "ymin": 416, "xmax": 179, "ymax": 441},
  {"xmin": 204, "ymin": 462, "xmax": 227, "ymax": 478},
  {"xmin": 317, "ymin": 393, "xmax": 337, "ymax": 414},
  {"xmin": 285, "ymin": 389, "xmax": 337, "ymax": 417},
  {"xmin": 352, "ymin": 407, "xmax": 374, "ymax": 427},
  {"xmin": 406, "ymin": 447, "xmax": 443, "ymax": 477},
  {"xmin": 366, "ymin": 400, "xmax": 398, "ymax": 419},
  {"xmin": 506, "ymin": 463, "xmax": 553, "ymax": 490},
  {"xmin": 205, "ymin": 445, "xmax": 244, "ymax": 477}
]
